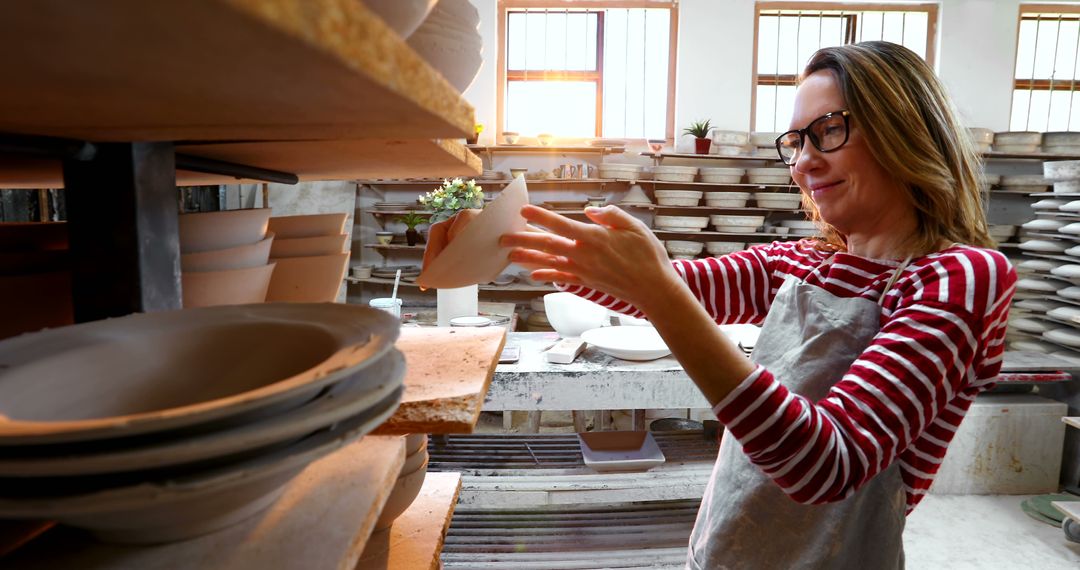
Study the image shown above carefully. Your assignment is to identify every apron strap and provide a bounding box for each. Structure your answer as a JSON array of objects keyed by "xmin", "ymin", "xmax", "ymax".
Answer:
[{"xmin": 877, "ymin": 254, "xmax": 914, "ymax": 307}]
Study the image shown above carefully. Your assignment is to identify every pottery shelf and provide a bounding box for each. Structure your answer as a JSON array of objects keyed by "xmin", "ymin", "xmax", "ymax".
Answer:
[
  {"xmin": 651, "ymin": 230, "xmax": 802, "ymax": 241},
  {"xmin": 361, "ymin": 178, "xmax": 625, "ymax": 186},
  {"xmin": 623, "ymin": 204, "xmax": 803, "ymax": 214},
  {"xmin": 640, "ymin": 152, "xmax": 784, "ymax": 163},
  {"xmin": 2, "ymin": 436, "xmax": 408, "ymax": 570},
  {"xmin": 356, "ymin": 472, "xmax": 462, "ymax": 570},
  {"xmin": 619, "ymin": 179, "xmax": 797, "ymax": 188},
  {"xmin": 467, "ymin": 144, "xmax": 626, "ymax": 155},
  {"xmin": 984, "ymin": 151, "xmax": 1080, "ymax": 160},
  {"xmin": 346, "ymin": 275, "xmax": 556, "ymax": 293},
  {"xmin": 366, "ymin": 243, "xmax": 427, "ymax": 251}
]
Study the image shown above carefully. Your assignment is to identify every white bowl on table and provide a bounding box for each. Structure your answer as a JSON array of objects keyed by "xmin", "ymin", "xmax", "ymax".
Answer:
[
  {"xmin": 544, "ymin": 292, "xmax": 610, "ymax": 338},
  {"xmin": 581, "ymin": 326, "xmax": 671, "ymax": 361}
]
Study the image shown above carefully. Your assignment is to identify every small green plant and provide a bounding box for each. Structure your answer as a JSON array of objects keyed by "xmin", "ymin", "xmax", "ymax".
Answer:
[
  {"xmin": 418, "ymin": 178, "xmax": 485, "ymax": 224},
  {"xmin": 683, "ymin": 119, "xmax": 713, "ymax": 139},
  {"xmin": 396, "ymin": 212, "xmax": 427, "ymax": 230}
]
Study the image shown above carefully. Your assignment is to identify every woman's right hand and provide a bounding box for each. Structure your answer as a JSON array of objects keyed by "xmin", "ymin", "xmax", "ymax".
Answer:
[{"xmin": 420, "ymin": 209, "xmax": 483, "ymax": 272}]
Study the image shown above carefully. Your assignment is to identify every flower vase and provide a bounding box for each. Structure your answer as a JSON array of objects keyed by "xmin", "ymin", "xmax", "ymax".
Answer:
[{"xmin": 437, "ymin": 284, "xmax": 479, "ymax": 326}]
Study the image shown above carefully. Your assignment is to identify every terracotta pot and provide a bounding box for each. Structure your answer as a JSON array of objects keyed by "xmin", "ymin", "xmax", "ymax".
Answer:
[
  {"xmin": 0, "ymin": 222, "xmax": 68, "ymax": 252},
  {"xmin": 180, "ymin": 233, "xmax": 275, "ymax": 272},
  {"xmin": 178, "ymin": 209, "xmax": 270, "ymax": 253},
  {"xmin": 269, "ymin": 234, "xmax": 349, "ymax": 258},
  {"xmin": 267, "ymin": 214, "xmax": 348, "ymax": 239},
  {"xmin": 266, "ymin": 253, "xmax": 350, "ymax": 303},
  {"xmin": 374, "ymin": 459, "xmax": 428, "ymax": 530},
  {"xmin": 182, "ymin": 263, "xmax": 276, "ymax": 308},
  {"xmin": 694, "ymin": 137, "xmax": 712, "ymax": 154}
]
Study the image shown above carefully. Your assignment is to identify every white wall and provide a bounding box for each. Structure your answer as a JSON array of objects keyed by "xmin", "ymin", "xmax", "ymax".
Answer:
[{"xmin": 462, "ymin": 0, "xmax": 1033, "ymax": 136}]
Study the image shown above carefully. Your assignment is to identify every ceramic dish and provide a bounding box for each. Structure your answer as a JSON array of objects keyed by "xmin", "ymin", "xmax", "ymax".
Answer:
[
  {"xmin": 1014, "ymin": 299, "xmax": 1066, "ymax": 312},
  {"xmin": 1059, "ymin": 286, "xmax": 1080, "ymax": 300},
  {"xmin": 704, "ymin": 191, "xmax": 751, "ymax": 208},
  {"xmin": 581, "ymin": 326, "xmax": 671, "ymax": 361},
  {"xmin": 1062, "ymin": 200, "xmax": 1080, "ymax": 212},
  {"xmin": 1022, "ymin": 219, "xmax": 1066, "ymax": 232},
  {"xmin": 1017, "ymin": 278, "xmax": 1066, "ymax": 292},
  {"xmin": 753, "ymin": 192, "xmax": 802, "ymax": 209},
  {"xmin": 1010, "ymin": 317, "xmax": 1054, "ymax": 333},
  {"xmin": 269, "ymin": 234, "xmax": 349, "ymax": 258},
  {"xmin": 1048, "ymin": 306, "xmax": 1080, "ymax": 322},
  {"xmin": 180, "ymin": 233, "xmax": 275, "ymax": 272},
  {"xmin": 0, "ymin": 304, "xmax": 399, "ymax": 445},
  {"xmin": 417, "ymin": 176, "xmax": 529, "ymax": 289},
  {"xmin": 178, "ymin": 209, "xmax": 270, "ymax": 253},
  {"xmin": 0, "ymin": 349, "xmax": 405, "ymax": 477},
  {"xmin": 1043, "ymin": 328, "xmax": 1080, "ymax": 348},
  {"xmin": 449, "ymin": 316, "xmax": 492, "ymax": 327},
  {"xmin": 579, "ymin": 431, "xmax": 666, "ymax": 472},
  {"xmin": 1067, "ymin": 245, "xmax": 1080, "ymax": 257},
  {"xmin": 706, "ymin": 241, "xmax": 745, "ymax": 255},
  {"xmin": 665, "ymin": 240, "xmax": 705, "ymax": 256},
  {"xmin": 655, "ymin": 190, "xmax": 703, "ymax": 206},
  {"xmin": 654, "ymin": 215, "xmax": 709, "ymax": 231},
  {"xmin": 1019, "ymin": 239, "xmax": 1069, "ymax": 253},
  {"xmin": 267, "ymin": 213, "xmax": 348, "ymax": 239},
  {"xmin": 0, "ymin": 386, "xmax": 402, "ymax": 544},
  {"xmin": 1051, "ymin": 264, "xmax": 1080, "ymax": 279},
  {"xmin": 1018, "ymin": 259, "xmax": 1066, "ymax": 272}
]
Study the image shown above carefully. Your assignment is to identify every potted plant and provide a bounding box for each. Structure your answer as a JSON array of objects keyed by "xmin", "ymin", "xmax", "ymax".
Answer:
[
  {"xmin": 466, "ymin": 123, "xmax": 483, "ymax": 145},
  {"xmin": 396, "ymin": 212, "xmax": 428, "ymax": 246},
  {"xmin": 684, "ymin": 119, "xmax": 713, "ymax": 154},
  {"xmin": 418, "ymin": 178, "xmax": 485, "ymax": 224}
]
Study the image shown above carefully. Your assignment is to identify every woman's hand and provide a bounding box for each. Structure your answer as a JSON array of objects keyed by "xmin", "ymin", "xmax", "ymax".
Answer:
[
  {"xmin": 420, "ymin": 209, "xmax": 482, "ymax": 271},
  {"xmin": 500, "ymin": 205, "xmax": 683, "ymax": 312}
]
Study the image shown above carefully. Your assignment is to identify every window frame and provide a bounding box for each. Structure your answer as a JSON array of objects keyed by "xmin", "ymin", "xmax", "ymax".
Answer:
[
  {"xmin": 497, "ymin": 0, "xmax": 679, "ymax": 140},
  {"xmin": 752, "ymin": 2, "xmax": 939, "ymax": 131},
  {"xmin": 1013, "ymin": 3, "xmax": 1080, "ymax": 131}
]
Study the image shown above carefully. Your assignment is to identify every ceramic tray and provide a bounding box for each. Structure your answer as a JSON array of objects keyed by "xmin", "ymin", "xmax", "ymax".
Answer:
[
  {"xmin": 0, "ymin": 386, "xmax": 403, "ymax": 544},
  {"xmin": 578, "ymin": 431, "xmax": 666, "ymax": 472},
  {"xmin": 417, "ymin": 175, "xmax": 529, "ymax": 289},
  {"xmin": 0, "ymin": 349, "xmax": 405, "ymax": 477},
  {"xmin": 0, "ymin": 304, "xmax": 399, "ymax": 445},
  {"xmin": 581, "ymin": 326, "xmax": 672, "ymax": 361}
]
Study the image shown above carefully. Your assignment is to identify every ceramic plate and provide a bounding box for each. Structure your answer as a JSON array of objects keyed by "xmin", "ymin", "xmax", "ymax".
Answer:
[
  {"xmin": 1044, "ymin": 328, "xmax": 1080, "ymax": 348},
  {"xmin": 1067, "ymin": 245, "xmax": 1080, "ymax": 257},
  {"xmin": 0, "ymin": 304, "xmax": 399, "ymax": 446},
  {"xmin": 0, "ymin": 350, "xmax": 405, "ymax": 477},
  {"xmin": 449, "ymin": 316, "xmax": 492, "ymax": 327},
  {"xmin": 578, "ymin": 431, "xmax": 666, "ymax": 473},
  {"xmin": 1016, "ymin": 278, "xmax": 1066, "ymax": 292},
  {"xmin": 581, "ymin": 326, "xmax": 671, "ymax": 361},
  {"xmin": 1017, "ymin": 259, "xmax": 1065, "ymax": 272},
  {"xmin": 1033, "ymin": 199, "xmax": 1068, "ymax": 210},
  {"xmin": 1014, "ymin": 299, "xmax": 1067, "ymax": 312},
  {"xmin": 1060, "ymin": 223, "xmax": 1080, "ymax": 235},
  {"xmin": 1061, "ymin": 200, "xmax": 1080, "ymax": 212},
  {"xmin": 1010, "ymin": 317, "xmax": 1054, "ymax": 333},
  {"xmin": 1048, "ymin": 306, "xmax": 1080, "ymax": 322},
  {"xmin": 1019, "ymin": 239, "xmax": 1069, "ymax": 253},
  {"xmin": 1051, "ymin": 264, "xmax": 1080, "ymax": 279},
  {"xmin": 1022, "ymin": 219, "xmax": 1066, "ymax": 231},
  {"xmin": 417, "ymin": 176, "xmax": 529, "ymax": 289},
  {"xmin": 1009, "ymin": 340, "xmax": 1057, "ymax": 353},
  {"xmin": 1060, "ymin": 286, "xmax": 1080, "ymax": 300}
]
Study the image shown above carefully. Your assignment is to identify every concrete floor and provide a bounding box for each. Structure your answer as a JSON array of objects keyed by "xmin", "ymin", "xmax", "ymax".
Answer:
[{"xmin": 906, "ymin": 494, "xmax": 1080, "ymax": 569}]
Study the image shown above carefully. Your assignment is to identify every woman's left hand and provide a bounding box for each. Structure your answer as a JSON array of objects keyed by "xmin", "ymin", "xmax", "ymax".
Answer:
[{"xmin": 500, "ymin": 205, "xmax": 683, "ymax": 312}]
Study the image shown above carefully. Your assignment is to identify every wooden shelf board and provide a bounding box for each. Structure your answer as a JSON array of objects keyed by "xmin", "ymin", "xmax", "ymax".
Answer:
[
  {"xmin": 345, "ymin": 275, "xmax": 555, "ymax": 292},
  {"xmin": 376, "ymin": 327, "xmax": 506, "ymax": 435},
  {"xmin": 626, "ymin": 179, "xmax": 795, "ymax": 188},
  {"xmin": 365, "ymin": 243, "xmax": 426, "ymax": 251},
  {"xmin": 468, "ymin": 145, "xmax": 625, "ymax": 154},
  {"xmin": 0, "ymin": 139, "xmax": 481, "ymax": 189},
  {"xmin": 361, "ymin": 178, "xmax": 624, "ymax": 186},
  {"xmin": 640, "ymin": 152, "xmax": 782, "ymax": 162},
  {"xmin": 651, "ymin": 230, "xmax": 802, "ymax": 240},
  {"xmin": 356, "ymin": 472, "xmax": 463, "ymax": 570},
  {"xmin": 984, "ymin": 151, "xmax": 1080, "ymax": 160},
  {"xmin": 2, "ymin": 436, "xmax": 406, "ymax": 570},
  {"xmin": 0, "ymin": 0, "xmax": 473, "ymax": 142},
  {"xmin": 624, "ymin": 204, "xmax": 803, "ymax": 213}
]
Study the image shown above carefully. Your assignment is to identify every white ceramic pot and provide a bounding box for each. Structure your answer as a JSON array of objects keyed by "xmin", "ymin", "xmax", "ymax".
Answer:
[
  {"xmin": 654, "ymin": 190, "xmax": 703, "ymax": 206},
  {"xmin": 544, "ymin": 292, "xmax": 610, "ymax": 337},
  {"xmin": 703, "ymin": 191, "xmax": 750, "ymax": 208}
]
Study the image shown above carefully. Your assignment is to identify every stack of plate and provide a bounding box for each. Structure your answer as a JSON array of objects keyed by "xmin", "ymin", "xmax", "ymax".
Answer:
[
  {"xmin": 0, "ymin": 304, "xmax": 404, "ymax": 544},
  {"xmin": 266, "ymin": 214, "xmax": 350, "ymax": 302},
  {"xmin": 179, "ymin": 208, "xmax": 276, "ymax": 308},
  {"xmin": 0, "ymin": 222, "xmax": 73, "ymax": 340},
  {"xmin": 372, "ymin": 264, "xmax": 421, "ymax": 282}
]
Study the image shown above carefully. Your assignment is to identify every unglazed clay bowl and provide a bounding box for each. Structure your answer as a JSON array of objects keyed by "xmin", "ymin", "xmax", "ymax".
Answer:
[
  {"xmin": 269, "ymin": 234, "xmax": 349, "ymax": 258},
  {"xmin": 0, "ymin": 304, "xmax": 399, "ymax": 445},
  {"xmin": 266, "ymin": 252, "xmax": 350, "ymax": 303},
  {"xmin": 180, "ymin": 233, "xmax": 275, "ymax": 272},
  {"xmin": 0, "ymin": 387, "xmax": 403, "ymax": 544},
  {"xmin": 0, "ymin": 349, "xmax": 405, "ymax": 477},
  {"xmin": 178, "ymin": 209, "xmax": 270, "ymax": 253},
  {"xmin": 181, "ymin": 263, "xmax": 276, "ymax": 308},
  {"xmin": 374, "ymin": 458, "xmax": 429, "ymax": 531},
  {"xmin": 267, "ymin": 213, "xmax": 349, "ymax": 239}
]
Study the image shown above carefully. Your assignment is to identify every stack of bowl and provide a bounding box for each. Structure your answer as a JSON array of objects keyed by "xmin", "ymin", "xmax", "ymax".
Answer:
[
  {"xmin": 1045, "ymin": 132, "xmax": 1080, "ymax": 155},
  {"xmin": 711, "ymin": 130, "xmax": 750, "ymax": 155},
  {"xmin": 0, "ymin": 222, "xmax": 72, "ymax": 340},
  {"xmin": 266, "ymin": 213, "xmax": 350, "ymax": 303},
  {"xmin": 700, "ymin": 167, "xmax": 744, "ymax": 184},
  {"xmin": 994, "ymin": 131, "xmax": 1041, "ymax": 153},
  {"xmin": 178, "ymin": 208, "xmax": 275, "ymax": 308},
  {"xmin": 0, "ymin": 303, "xmax": 404, "ymax": 544},
  {"xmin": 655, "ymin": 190, "xmax": 702, "ymax": 206},
  {"xmin": 710, "ymin": 214, "xmax": 765, "ymax": 233},
  {"xmin": 750, "ymin": 132, "xmax": 782, "ymax": 158},
  {"xmin": 747, "ymin": 167, "xmax": 792, "ymax": 185},
  {"xmin": 968, "ymin": 128, "xmax": 994, "ymax": 154},
  {"xmin": 374, "ymin": 433, "xmax": 429, "ymax": 530}
]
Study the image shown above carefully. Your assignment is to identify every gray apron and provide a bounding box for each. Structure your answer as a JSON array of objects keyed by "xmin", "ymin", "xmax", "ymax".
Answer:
[{"xmin": 687, "ymin": 255, "xmax": 912, "ymax": 570}]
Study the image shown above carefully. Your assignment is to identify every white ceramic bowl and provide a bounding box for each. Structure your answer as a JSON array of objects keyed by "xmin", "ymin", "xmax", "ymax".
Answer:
[
  {"xmin": 544, "ymin": 293, "xmax": 610, "ymax": 338},
  {"xmin": 711, "ymin": 130, "xmax": 749, "ymax": 146},
  {"xmin": 654, "ymin": 215, "xmax": 709, "ymax": 231},
  {"xmin": 361, "ymin": 0, "xmax": 439, "ymax": 37},
  {"xmin": 994, "ymin": 131, "xmax": 1042, "ymax": 146},
  {"xmin": 655, "ymin": 190, "xmax": 703, "ymax": 206},
  {"xmin": 704, "ymin": 191, "xmax": 751, "ymax": 208},
  {"xmin": 1056, "ymin": 180, "xmax": 1080, "ymax": 194},
  {"xmin": 967, "ymin": 127, "xmax": 995, "ymax": 145},
  {"xmin": 1045, "ymin": 145, "xmax": 1080, "ymax": 155},
  {"xmin": 581, "ymin": 326, "xmax": 671, "ymax": 361},
  {"xmin": 699, "ymin": 167, "xmax": 745, "ymax": 184},
  {"xmin": 1044, "ymin": 132, "xmax": 1080, "ymax": 147},
  {"xmin": 706, "ymin": 241, "xmax": 745, "ymax": 255},
  {"xmin": 1044, "ymin": 160, "xmax": 1080, "ymax": 181},
  {"xmin": 779, "ymin": 219, "xmax": 818, "ymax": 229},
  {"xmin": 665, "ymin": 240, "xmax": 704, "ymax": 257},
  {"xmin": 750, "ymin": 132, "xmax": 782, "ymax": 147},
  {"xmin": 753, "ymin": 192, "xmax": 802, "ymax": 209},
  {"xmin": 598, "ymin": 163, "xmax": 645, "ymax": 179},
  {"xmin": 710, "ymin": 214, "xmax": 764, "ymax": 230},
  {"xmin": 653, "ymin": 166, "xmax": 699, "ymax": 182},
  {"xmin": 747, "ymin": 167, "xmax": 792, "ymax": 185},
  {"xmin": 994, "ymin": 143, "xmax": 1040, "ymax": 154}
]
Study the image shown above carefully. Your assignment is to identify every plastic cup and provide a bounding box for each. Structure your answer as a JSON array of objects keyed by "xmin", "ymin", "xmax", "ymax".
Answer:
[{"xmin": 369, "ymin": 297, "xmax": 402, "ymax": 318}]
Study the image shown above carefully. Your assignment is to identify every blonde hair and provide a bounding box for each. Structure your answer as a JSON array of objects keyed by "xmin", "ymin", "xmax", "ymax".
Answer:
[{"xmin": 798, "ymin": 41, "xmax": 993, "ymax": 254}]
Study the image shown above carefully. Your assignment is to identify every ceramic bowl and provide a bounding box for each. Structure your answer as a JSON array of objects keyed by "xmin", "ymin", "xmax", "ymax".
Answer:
[
  {"xmin": 351, "ymin": 264, "xmax": 374, "ymax": 279},
  {"xmin": 598, "ymin": 163, "xmax": 644, "ymax": 179},
  {"xmin": 747, "ymin": 167, "xmax": 792, "ymax": 185},
  {"xmin": 182, "ymin": 263, "xmax": 275, "ymax": 308},
  {"xmin": 655, "ymin": 190, "xmax": 703, "ymax": 206},
  {"xmin": 665, "ymin": 240, "xmax": 704, "ymax": 257},
  {"xmin": 502, "ymin": 132, "xmax": 520, "ymax": 145},
  {"xmin": 653, "ymin": 166, "xmax": 699, "ymax": 182},
  {"xmin": 1043, "ymin": 132, "xmax": 1080, "ymax": 147},
  {"xmin": 967, "ymin": 127, "xmax": 995, "ymax": 145},
  {"xmin": 653, "ymin": 215, "xmax": 709, "ymax": 231},
  {"xmin": 271, "ymin": 234, "xmax": 349, "ymax": 258},
  {"xmin": 699, "ymin": 167, "xmax": 745, "ymax": 184},
  {"xmin": 544, "ymin": 292, "xmax": 610, "ymax": 337},
  {"xmin": 180, "ymin": 233, "xmax": 275, "ymax": 272},
  {"xmin": 1000, "ymin": 175, "xmax": 1049, "ymax": 187},
  {"xmin": 0, "ymin": 304, "xmax": 399, "ymax": 445},
  {"xmin": 704, "ymin": 191, "xmax": 751, "ymax": 208},
  {"xmin": 400, "ymin": 439, "xmax": 429, "ymax": 475},
  {"xmin": 1021, "ymin": 219, "xmax": 1066, "ymax": 232},
  {"xmin": 407, "ymin": 0, "xmax": 482, "ymax": 92},
  {"xmin": 993, "ymin": 143, "xmax": 1041, "ymax": 154},
  {"xmin": 1045, "ymin": 145, "xmax": 1080, "ymax": 155},
  {"xmin": 537, "ymin": 133, "xmax": 554, "ymax": 146},
  {"xmin": 268, "ymin": 213, "xmax": 348, "ymax": 239},
  {"xmin": 178, "ymin": 209, "xmax": 270, "ymax": 253},
  {"xmin": 753, "ymin": 192, "xmax": 802, "ymax": 209},
  {"xmin": 750, "ymin": 132, "xmax": 783, "ymax": 147},
  {"xmin": 710, "ymin": 214, "xmax": 764, "ymax": 231},
  {"xmin": 1044, "ymin": 160, "xmax": 1080, "ymax": 181},
  {"xmin": 0, "ymin": 387, "xmax": 402, "ymax": 544},
  {"xmin": 266, "ymin": 252, "xmax": 350, "ymax": 303},
  {"xmin": 374, "ymin": 458, "xmax": 428, "ymax": 531},
  {"xmin": 706, "ymin": 241, "xmax": 745, "ymax": 255},
  {"xmin": 711, "ymin": 130, "xmax": 748, "ymax": 146},
  {"xmin": 994, "ymin": 131, "xmax": 1042, "ymax": 146}
]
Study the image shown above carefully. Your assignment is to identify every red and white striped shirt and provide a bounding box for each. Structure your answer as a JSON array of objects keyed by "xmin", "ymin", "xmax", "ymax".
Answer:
[{"xmin": 560, "ymin": 239, "xmax": 1016, "ymax": 512}]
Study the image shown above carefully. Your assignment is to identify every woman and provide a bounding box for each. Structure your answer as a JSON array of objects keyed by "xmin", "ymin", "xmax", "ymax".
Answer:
[{"xmin": 498, "ymin": 42, "xmax": 1016, "ymax": 568}]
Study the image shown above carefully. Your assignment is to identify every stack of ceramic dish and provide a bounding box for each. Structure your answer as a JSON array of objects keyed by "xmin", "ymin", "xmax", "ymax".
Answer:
[
  {"xmin": 1043, "ymin": 132, "xmax": 1080, "ymax": 155},
  {"xmin": 710, "ymin": 130, "xmax": 749, "ymax": 155},
  {"xmin": 266, "ymin": 213, "xmax": 350, "ymax": 302},
  {"xmin": 598, "ymin": 163, "xmax": 644, "ymax": 180},
  {"xmin": 653, "ymin": 165, "xmax": 698, "ymax": 182},
  {"xmin": 653, "ymin": 215, "xmax": 709, "ymax": 232},
  {"xmin": 968, "ymin": 127, "xmax": 994, "ymax": 153},
  {"xmin": 710, "ymin": 214, "xmax": 764, "ymax": 233},
  {"xmin": 998, "ymin": 174, "xmax": 1051, "ymax": 193},
  {"xmin": 655, "ymin": 190, "xmax": 702, "ymax": 206},
  {"xmin": 993, "ymin": 131, "xmax": 1041, "ymax": 153},
  {"xmin": 179, "ymin": 208, "xmax": 275, "ymax": 308},
  {"xmin": 524, "ymin": 297, "xmax": 555, "ymax": 332},
  {"xmin": 747, "ymin": 167, "xmax": 792, "ymax": 185},
  {"xmin": 374, "ymin": 433, "xmax": 429, "ymax": 530},
  {"xmin": 750, "ymin": 132, "xmax": 782, "ymax": 158},
  {"xmin": 0, "ymin": 303, "xmax": 404, "ymax": 544},
  {"xmin": 0, "ymin": 222, "xmax": 72, "ymax": 340},
  {"xmin": 699, "ymin": 167, "xmax": 744, "ymax": 184},
  {"xmin": 1044, "ymin": 160, "xmax": 1080, "ymax": 194},
  {"xmin": 665, "ymin": 240, "xmax": 704, "ymax": 260},
  {"xmin": 373, "ymin": 264, "xmax": 421, "ymax": 282}
]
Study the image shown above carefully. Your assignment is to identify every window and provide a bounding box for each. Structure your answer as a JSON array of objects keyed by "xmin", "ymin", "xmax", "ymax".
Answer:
[
  {"xmin": 1011, "ymin": 5, "xmax": 1080, "ymax": 131},
  {"xmin": 754, "ymin": 3, "xmax": 937, "ymax": 132},
  {"xmin": 498, "ymin": 1, "xmax": 676, "ymax": 140}
]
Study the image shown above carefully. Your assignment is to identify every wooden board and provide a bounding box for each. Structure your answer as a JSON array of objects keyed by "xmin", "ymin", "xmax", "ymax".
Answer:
[
  {"xmin": 375, "ymin": 327, "xmax": 506, "ymax": 435},
  {"xmin": 3, "ymin": 436, "xmax": 405, "ymax": 570},
  {"xmin": 0, "ymin": 139, "xmax": 481, "ymax": 189},
  {"xmin": 356, "ymin": 472, "xmax": 462, "ymax": 570},
  {"xmin": 0, "ymin": 0, "xmax": 473, "ymax": 142}
]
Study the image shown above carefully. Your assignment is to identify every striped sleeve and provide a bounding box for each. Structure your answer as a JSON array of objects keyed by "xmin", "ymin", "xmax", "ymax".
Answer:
[
  {"xmin": 713, "ymin": 249, "xmax": 1015, "ymax": 507},
  {"xmin": 557, "ymin": 240, "xmax": 824, "ymax": 325}
]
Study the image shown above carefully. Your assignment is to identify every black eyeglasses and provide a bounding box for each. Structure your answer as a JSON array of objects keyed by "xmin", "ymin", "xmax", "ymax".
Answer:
[{"xmin": 775, "ymin": 110, "xmax": 851, "ymax": 165}]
